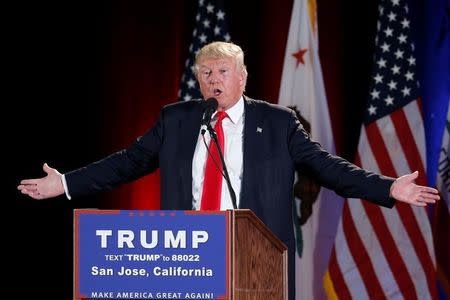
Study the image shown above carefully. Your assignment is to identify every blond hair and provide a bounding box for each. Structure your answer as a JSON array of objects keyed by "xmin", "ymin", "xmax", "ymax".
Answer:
[{"xmin": 194, "ymin": 41, "xmax": 248, "ymax": 79}]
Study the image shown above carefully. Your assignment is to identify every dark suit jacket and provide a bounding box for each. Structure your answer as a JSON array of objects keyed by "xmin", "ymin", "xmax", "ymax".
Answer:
[{"xmin": 66, "ymin": 95, "xmax": 395, "ymax": 299}]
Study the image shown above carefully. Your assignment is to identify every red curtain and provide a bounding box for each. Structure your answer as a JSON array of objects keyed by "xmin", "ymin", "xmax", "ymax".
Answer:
[{"xmin": 97, "ymin": 1, "xmax": 193, "ymax": 209}]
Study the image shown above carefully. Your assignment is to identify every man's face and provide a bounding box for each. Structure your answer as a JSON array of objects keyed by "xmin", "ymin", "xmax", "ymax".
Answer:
[{"xmin": 196, "ymin": 57, "xmax": 245, "ymax": 111}]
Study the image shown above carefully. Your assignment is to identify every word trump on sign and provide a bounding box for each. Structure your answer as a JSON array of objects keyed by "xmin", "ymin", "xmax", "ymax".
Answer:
[{"xmin": 96, "ymin": 230, "xmax": 209, "ymax": 249}]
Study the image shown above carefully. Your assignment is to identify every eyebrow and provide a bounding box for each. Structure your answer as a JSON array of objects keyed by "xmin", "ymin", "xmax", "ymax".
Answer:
[
  {"xmin": 198, "ymin": 65, "xmax": 212, "ymax": 70},
  {"xmin": 200, "ymin": 65, "xmax": 230, "ymax": 70}
]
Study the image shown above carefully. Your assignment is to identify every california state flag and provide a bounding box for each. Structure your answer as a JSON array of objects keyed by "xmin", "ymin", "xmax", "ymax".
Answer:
[{"xmin": 278, "ymin": 0, "xmax": 343, "ymax": 299}]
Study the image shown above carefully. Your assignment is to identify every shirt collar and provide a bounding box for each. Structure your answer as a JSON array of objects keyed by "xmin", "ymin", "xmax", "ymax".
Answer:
[{"xmin": 213, "ymin": 96, "xmax": 244, "ymax": 124}]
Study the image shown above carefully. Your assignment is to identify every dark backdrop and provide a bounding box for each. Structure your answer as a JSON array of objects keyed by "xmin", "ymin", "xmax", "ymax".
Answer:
[{"xmin": 8, "ymin": 1, "xmax": 377, "ymax": 298}]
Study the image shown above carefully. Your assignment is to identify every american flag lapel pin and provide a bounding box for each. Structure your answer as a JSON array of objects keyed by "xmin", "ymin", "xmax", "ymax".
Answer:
[{"xmin": 256, "ymin": 127, "xmax": 263, "ymax": 133}]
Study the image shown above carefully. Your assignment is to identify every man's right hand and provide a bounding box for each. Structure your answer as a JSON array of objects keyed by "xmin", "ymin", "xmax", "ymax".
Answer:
[{"xmin": 17, "ymin": 163, "xmax": 65, "ymax": 200}]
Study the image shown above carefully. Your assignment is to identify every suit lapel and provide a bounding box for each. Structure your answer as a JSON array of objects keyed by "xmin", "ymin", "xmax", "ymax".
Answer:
[{"xmin": 178, "ymin": 101, "xmax": 204, "ymax": 209}]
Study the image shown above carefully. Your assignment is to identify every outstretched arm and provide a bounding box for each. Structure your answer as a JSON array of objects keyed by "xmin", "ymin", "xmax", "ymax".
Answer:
[
  {"xmin": 390, "ymin": 171, "xmax": 440, "ymax": 206},
  {"xmin": 17, "ymin": 163, "xmax": 65, "ymax": 200}
]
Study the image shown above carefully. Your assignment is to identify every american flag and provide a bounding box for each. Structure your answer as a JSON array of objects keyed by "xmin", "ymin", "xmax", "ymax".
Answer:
[
  {"xmin": 324, "ymin": 0, "xmax": 437, "ymax": 299},
  {"xmin": 178, "ymin": 0, "xmax": 230, "ymax": 102}
]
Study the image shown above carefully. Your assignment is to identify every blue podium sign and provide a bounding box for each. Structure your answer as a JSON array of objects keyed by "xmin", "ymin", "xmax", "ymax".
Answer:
[{"xmin": 74, "ymin": 210, "xmax": 229, "ymax": 299}]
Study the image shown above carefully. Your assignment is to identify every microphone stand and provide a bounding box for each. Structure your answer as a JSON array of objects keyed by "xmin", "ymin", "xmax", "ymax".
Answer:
[{"xmin": 206, "ymin": 124, "xmax": 237, "ymax": 209}]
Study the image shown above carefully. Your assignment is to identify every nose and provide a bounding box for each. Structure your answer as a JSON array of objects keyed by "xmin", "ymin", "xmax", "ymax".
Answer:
[{"xmin": 208, "ymin": 72, "xmax": 219, "ymax": 84}]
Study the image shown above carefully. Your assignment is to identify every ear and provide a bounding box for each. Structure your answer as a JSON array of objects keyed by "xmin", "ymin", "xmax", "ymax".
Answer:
[{"xmin": 239, "ymin": 71, "xmax": 247, "ymax": 90}]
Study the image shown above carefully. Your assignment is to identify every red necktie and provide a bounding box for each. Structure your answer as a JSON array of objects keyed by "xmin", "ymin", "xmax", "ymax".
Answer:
[{"xmin": 201, "ymin": 111, "xmax": 228, "ymax": 210}]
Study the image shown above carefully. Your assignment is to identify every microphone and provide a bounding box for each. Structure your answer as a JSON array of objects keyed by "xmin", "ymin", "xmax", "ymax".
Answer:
[{"xmin": 201, "ymin": 98, "xmax": 218, "ymax": 135}]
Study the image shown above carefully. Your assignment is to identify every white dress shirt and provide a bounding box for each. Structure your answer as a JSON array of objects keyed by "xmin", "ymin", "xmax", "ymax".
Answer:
[{"xmin": 192, "ymin": 97, "xmax": 244, "ymax": 210}]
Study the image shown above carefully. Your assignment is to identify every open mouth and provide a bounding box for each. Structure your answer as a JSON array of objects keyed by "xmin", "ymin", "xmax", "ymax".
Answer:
[{"xmin": 213, "ymin": 89, "xmax": 222, "ymax": 97}]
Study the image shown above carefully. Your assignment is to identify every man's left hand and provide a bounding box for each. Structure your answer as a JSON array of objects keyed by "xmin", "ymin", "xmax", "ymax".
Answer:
[{"xmin": 390, "ymin": 171, "xmax": 440, "ymax": 206}]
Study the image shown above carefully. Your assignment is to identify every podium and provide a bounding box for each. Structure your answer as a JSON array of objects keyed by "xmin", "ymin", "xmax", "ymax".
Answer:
[
  {"xmin": 230, "ymin": 210, "xmax": 288, "ymax": 299},
  {"xmin": 74, "ymin": 209, "xmax": 287, "ymax": 299}
]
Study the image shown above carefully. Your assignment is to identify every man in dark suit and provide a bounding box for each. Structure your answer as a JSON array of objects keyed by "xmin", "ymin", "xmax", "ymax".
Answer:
[{"xmin": 18, "ymin": 41, "xmax": 440, "ymax": 300}]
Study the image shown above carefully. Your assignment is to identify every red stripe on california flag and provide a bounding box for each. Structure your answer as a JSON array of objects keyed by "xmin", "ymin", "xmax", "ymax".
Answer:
[{"xmin": 341, "ymin": 200, "xmax": 386, "ymax": 298}]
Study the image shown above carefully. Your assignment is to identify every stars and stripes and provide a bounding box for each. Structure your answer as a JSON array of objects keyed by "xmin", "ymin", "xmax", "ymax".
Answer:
[
  {"xmin": 364, "ymin": 0, "xmax": 418, "ymax": 124},
  {"xmin": 325, "ymin": 0, "xmax": 437, "ymax": 299},
  {"xmin": 178, "ymin": 0, "xmax": 230, "ymax": 101}
]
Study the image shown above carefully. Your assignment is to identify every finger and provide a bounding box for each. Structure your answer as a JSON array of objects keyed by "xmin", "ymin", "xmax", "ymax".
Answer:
[
  {"xmin": 420, "ymin": 197, "xmax": 436, "ymax": 204},
  {"xmin": 420, "ymin": 189, "xmax": 440, "ymax": 198},
  {"xmin": 421, "ymin": 193, "xmax": 440, "ymax": 201},
  {"xmin": 19, "ymin": 187, "xmax": 43, "ymax": 200},
  {"xmin": 30, "ymin": 191, "xmax": 42, "ymax": 200},
  {"xmin": 43, "ymin": 163, "xmax": 53, "ymax": 174},
  {"xmin": 420, "ymin": 187, "xmax": 439, "ymax": 194},
  {"xmin": 21, "ymin": 189, "xmax": 37, "ymax": 197},
  {"xmin": 415, "ymin": 198, "xmax": 427, "ymax": 206},
  {"xmin": 409, "ymin": 170, "xmax": 419, "ymax": 180},
  {"xmin": 20, "ymin": 179, "xmax": 39, "ymax": 185},
  {"xmin": 18, "ymin": 185, "xmax": 38, "ymax": 192}
]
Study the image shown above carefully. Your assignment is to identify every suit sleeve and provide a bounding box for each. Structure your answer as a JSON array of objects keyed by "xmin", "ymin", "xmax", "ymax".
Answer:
[
  {"xmin": 64, "ymin": 110, "xmax": 165, "ymax": 198},
  {"xmin": 287, "ymin": 111, "xmax": 396, "ymax": 208}
]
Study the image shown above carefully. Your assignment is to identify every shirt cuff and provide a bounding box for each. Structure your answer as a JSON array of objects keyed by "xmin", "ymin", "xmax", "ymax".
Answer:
[{"xmin": 61, "ymin": 174, "xmax": 72, "ymax": 200}]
